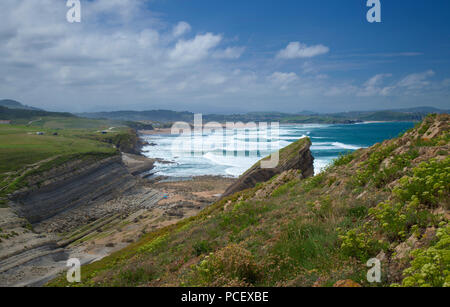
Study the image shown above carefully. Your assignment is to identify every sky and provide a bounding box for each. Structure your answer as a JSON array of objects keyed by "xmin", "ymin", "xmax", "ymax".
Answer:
[{"xmin": 0, "ymin": 0, "xmax": 449, "ymax": 113}]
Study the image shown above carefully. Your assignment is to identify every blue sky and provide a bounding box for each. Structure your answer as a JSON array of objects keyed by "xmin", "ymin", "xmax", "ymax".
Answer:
[
  {"xmin": 149, "ymin": 0, "xmax": 450, "ymax": 81},
  {"xmin": 0, "ymin": 0, "xmax": 449, "ymax": 113}
]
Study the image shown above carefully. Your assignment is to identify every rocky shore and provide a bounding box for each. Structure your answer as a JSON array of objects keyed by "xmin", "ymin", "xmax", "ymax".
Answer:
[{"xmin": 0, "ymin": 130, "xmax": 236, "ymax": 286}]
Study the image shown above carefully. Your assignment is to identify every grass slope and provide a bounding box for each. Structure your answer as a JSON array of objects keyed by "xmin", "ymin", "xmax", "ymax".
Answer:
[
  {"xmin": 47, "ymin": 114, "xmax": 449, "ymax": 287},
  {"xmin": 0, "ymin": 119, "xmax": 138, "ymax": 207}
]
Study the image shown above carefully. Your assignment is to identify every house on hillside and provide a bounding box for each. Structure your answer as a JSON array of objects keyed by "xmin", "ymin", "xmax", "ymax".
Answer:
[{"xmin": 0, "ymin": 120, "xmax": 11, "ymax": 125}]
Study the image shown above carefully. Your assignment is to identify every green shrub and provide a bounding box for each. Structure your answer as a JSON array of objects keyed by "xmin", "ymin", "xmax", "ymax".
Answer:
[
  {"xmin": 219, "ymin": 201, "xmax": 270, "ymax": 235},
  {"xmin": 373, "ymin": 149, "xmax": 419, "ymax": 188},
  {"xmin": 347, "ymin": 205, "xmax": 368, "ymax": 219},
  {"xmin": 186, "ymin": 244, "xmax": 262, "ymax": 286},
  {"xmin": 354, "ymin": 144, "xmax": 397, "ymax": 186},
  {"xmin": 302, "ymin": 173, "xmax": 326, "ymax": 192},
  {"xmin": 394, "ymin": 225, "xmax": 450, "ymax": 287},
  {"xmin": 338, "ymin": 225, "xmax": 387, "ymax": 262},
  {"xmin": 271, "ymin": 179, "xmax": 299, "ymax": 197},
  {"xmin": 393, "ymin": 158, "xmax": 450, "ymax": 207},
  {"xmin": 369, "ymin": 200, "xmax": 424, "ymax": 241},
  {"xmin": 333, "ymin": 152, "xmax": 354, "ymax": 167},
  {"xmin": 138, "ymin": 235, "xmax": 168, "ymax": 254},
  {"xmin": 340, "ymin": 157, "xmax": 447, "ymax": 264},
  {"xmin": 193, "ymin": 240, "xmax": 213, "ymax": 256}
]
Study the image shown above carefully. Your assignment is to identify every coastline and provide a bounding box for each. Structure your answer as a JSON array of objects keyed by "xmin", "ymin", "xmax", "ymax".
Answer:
[{"xmin": 0, "ymin": 129, "xmax": 236, "ymax": 286}]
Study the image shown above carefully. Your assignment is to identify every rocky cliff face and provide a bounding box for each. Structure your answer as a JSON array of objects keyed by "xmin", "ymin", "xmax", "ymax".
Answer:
[
  {"xmin": 9, "ymin": 155, "xmax": 136, "ymax": 224},
  {"xmin": 222, "ymin": 137, "xmax": 314, "ymax": 198}
]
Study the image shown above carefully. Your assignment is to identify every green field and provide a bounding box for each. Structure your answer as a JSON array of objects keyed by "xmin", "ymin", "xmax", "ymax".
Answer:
[{"xmin": 0, "ymin": 117, "xmax": 137, "ymax": 206}]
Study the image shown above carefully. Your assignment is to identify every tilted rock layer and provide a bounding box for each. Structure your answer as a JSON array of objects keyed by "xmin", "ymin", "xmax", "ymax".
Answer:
[
  {"xmin": 222, "ymin": 137, "xmax": 314, "ymax": 198},
  {"xmin": 9, "ymin": 155, "xmax": 136, "ymax": 224}
]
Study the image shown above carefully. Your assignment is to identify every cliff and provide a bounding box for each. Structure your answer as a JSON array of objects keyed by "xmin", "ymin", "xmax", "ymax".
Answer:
[
  {"xmin": 222, "ymin": 137, "xmax": 314, "ymax": 198},
  {"xmin": 9, "ymin": 155, "xmax": 136, "ymax": 224}
]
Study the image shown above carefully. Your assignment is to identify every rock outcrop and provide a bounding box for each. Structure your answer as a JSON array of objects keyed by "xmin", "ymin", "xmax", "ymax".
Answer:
[
  {"xmin": 222, "ymin": 137, "xmax": 314, "ymax": 198},
  {"xmin": 121, "ymin": 153, "xmax": 155, "ymax": 176},
  {"xmin": 9, "ymin": 155, "xmax": 137, "ymax": 224}
]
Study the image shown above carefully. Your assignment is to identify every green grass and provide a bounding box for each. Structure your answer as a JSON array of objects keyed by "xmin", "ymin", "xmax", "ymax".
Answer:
[
  {"xmin": 0, "ymin": 119, "xmax": 137, "ymax": 202},
  {"xmin": 0, "ymin": 125, "xmax": 117, "ymax": 173}
]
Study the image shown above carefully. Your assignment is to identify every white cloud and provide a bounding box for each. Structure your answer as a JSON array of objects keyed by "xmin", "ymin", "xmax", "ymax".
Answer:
[
  {"xmin": 376, "ymin": 70, "xmax": 435, "ymax": 96},
  {"xmin": 172, "ymin": 21, "xmax": 191, "ymax": 37},
  {"xmin": 277, "ymin": 42, "xmax": 329, "ymax": 59},
  {"xmin": 268, "ymin": 72, "xmax": 299, "ymax": 90},
  {"xmin": 397, "ymin": 70, "xmax": 435, "ymax": 89},
  {"xmin": 330, "ymin": 71, "xmax": 440, "ymax": 98},
  {"xmin": 364, "ymin": 74, "xmax": 392, "ymax": 87},
  {"xmin": 169, "ymin": 33, "xmax": 222, "ymax": 65},
  {"xmin": 269, "ymin": 72, "xmax": 298, "ymax": 83},
  {"xmin": 358, "ymin": 73, "xmax": 392, "ymax": 96},
  {"xmin": 213, "ymin": 47, "xmax": 245, "ymax": 59}
]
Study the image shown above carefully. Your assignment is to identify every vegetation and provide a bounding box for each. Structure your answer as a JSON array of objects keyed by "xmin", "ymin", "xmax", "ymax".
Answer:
[
  {"xmin": 394, "ymin": 224, "xmax": 449, "ymax": 287},
  {"xmin": 42, "ymin": 114, "xmax": 448, "ymax": 287},
  {"xmin": 0, "ymin": 120, "xmax": 139, "ymax": 206}
]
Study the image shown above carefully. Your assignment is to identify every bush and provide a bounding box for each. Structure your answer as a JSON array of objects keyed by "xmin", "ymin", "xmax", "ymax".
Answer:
[
  {"xmin": 354, "ymin": 144, "xmax": 397, "ymax": 186},
  {"xmin": 393, "ymin": 157, "xmax": 449, "ymax": 207},
  {"xmin": 373, "ymin": 149, "xmax": 419, "ymax": 188},
  {"xmin": 340, "ymin": 157, "xmax": 447, "ymax": 265},
  {"xmin": 338, "ymin": 225, "xmax": 387, "ymax": 262},
  {"xmin": 333, "ymin": 152, "xmax": 354, "ymax": 167},
  {"xmin": 138, "ymin": 235, "xmax": 168, "ymax": 254},
  {"xmin": 395, "ymin": 225, "xmax": 450, "ymax": 287},
  {"xmin": 193, "ymin": 240, "xmax": 213, "ymax": 256},
  {"xmin": 186, "ymin": 244, "xmax": 262, "ymax": 286},
  {"xmin": 271, "ymin": 179, "xmax": 298, "ymax": 197},
  {"xmin": 302, "ymin": 173, "xmax": 326, "ymax": 192}
]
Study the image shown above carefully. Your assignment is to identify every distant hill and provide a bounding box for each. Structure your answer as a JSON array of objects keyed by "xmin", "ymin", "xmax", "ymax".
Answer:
[
  {"xmin": 390, "ymin": 106, "xmax": 449, "ymax": 114},
  {"xmin": 79, "ymin": 106, "xmax": 447, "ymax": 124},
  {"xmin": 0, "ymin": 99, "xmax": 42, "ymax": 111},
  {"xmin": 78, "ymin": 110, "xmax": 194, "ymax": 122},
  {"xmin": 0, "ymin": 106, "xmax": 74, "ymax": 120}
]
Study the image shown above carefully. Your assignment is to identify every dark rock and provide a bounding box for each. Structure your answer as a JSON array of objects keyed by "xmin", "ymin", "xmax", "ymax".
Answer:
[
  {"xmin": 222, "ymin": 138, "xmax": 314, "ymax": 198},
  {"xmin": 9, "ymin": 156, "xmax": 136, "ymax": 224}
]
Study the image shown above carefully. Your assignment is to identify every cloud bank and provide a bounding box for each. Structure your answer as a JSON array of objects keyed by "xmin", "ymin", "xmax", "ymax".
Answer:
[{"xmin": 0, "ymin": 0, "xmax": 448, "ymax": 113}]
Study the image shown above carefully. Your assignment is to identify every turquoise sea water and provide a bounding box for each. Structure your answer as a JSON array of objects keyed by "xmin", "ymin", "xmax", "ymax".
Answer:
[{"xmin": 141, "ymin": 121, "xmax": 415, "ymax": 178}]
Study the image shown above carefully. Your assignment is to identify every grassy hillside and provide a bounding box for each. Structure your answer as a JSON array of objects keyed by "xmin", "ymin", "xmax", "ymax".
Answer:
[
  {"xmin": 0, "ymin": 120, "xmax": 140, "ymax": 207},
  {"xmin": 47, "ymin": 114, "xmax": 449, "ymax": 287}
]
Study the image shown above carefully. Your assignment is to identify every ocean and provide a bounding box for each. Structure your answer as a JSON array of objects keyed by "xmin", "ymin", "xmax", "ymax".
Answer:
[{"xmin": 141, "ymin": 122, "xmax": 415, "ymax": 178}]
